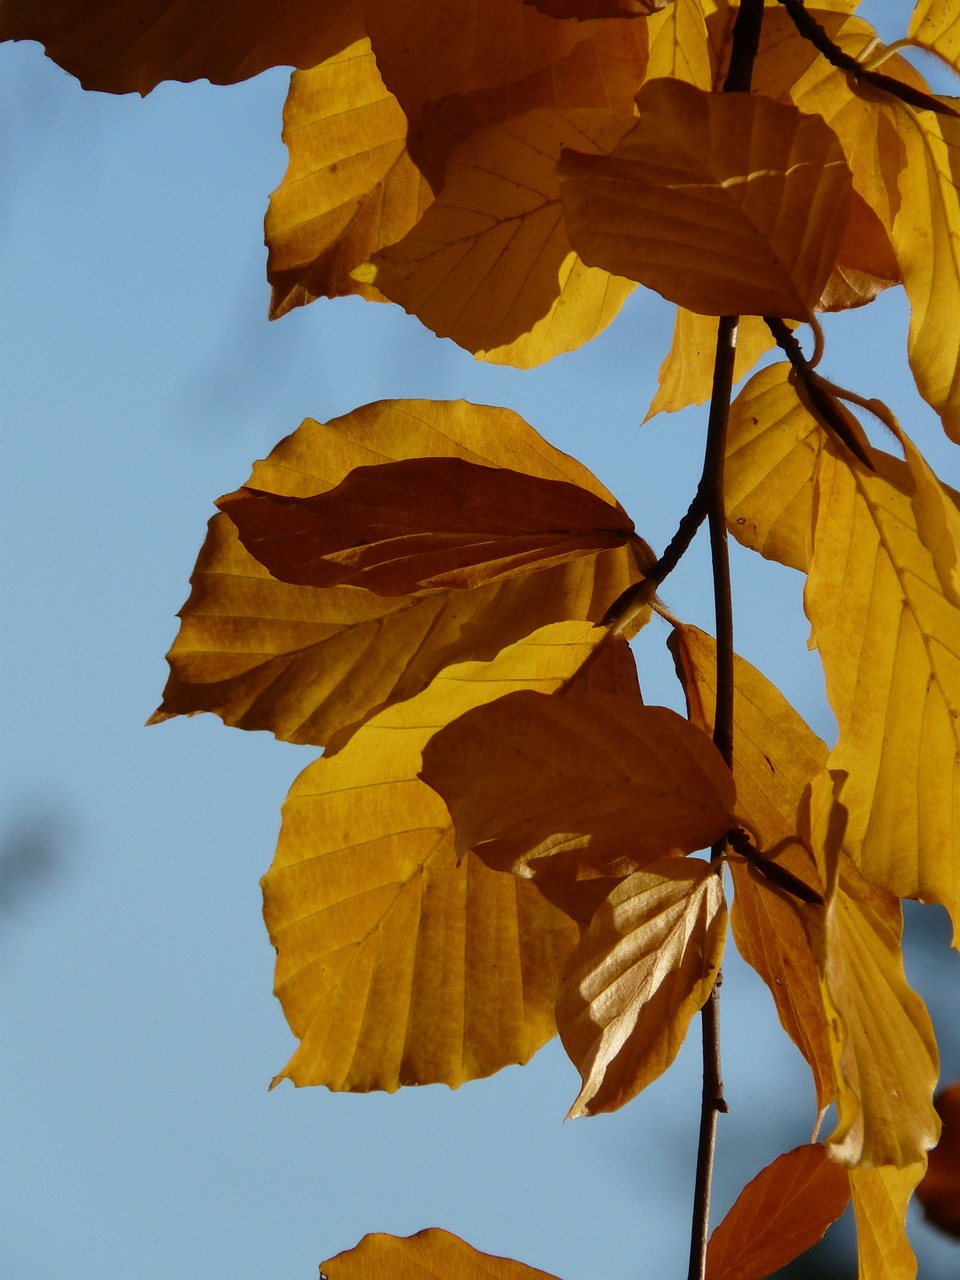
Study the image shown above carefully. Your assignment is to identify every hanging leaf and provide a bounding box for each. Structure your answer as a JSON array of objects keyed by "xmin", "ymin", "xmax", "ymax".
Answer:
[
  {"xmin": 320, "ymin": 1228, "xmax": 562, "ymax": 1280},
  {"xmin": 909, "ymin": 2, "xmax": 960, "ymax": 77},
  {"xmin": 558, "ymin": 78, "xmax": 854, "ymax": 318},
  {"xmin": 264, "ymin": 621, "xmax": 608, "ymax": 1092},
  {"xmin": 360, "ymin": 108, "xmax": 636, "ymax": 366},
  {"xmin": 645, "ymin": 312, "xmax": 781, "ymax": 420},
  {"xmin": 266, "ymin": 41, "xmax": 433, "ymax": 317},
  {"xmin": 421, "ymin": 692, "xmax": 738, "ymax": 883},
  {"xmin": 705, "ymin": 1144, "xmax": 849, "ymax": 1280},
  {"xmin": 217, "ymin": 458, "xmax": 637, "ymax": 595},
  {"xmin": 556, "ymin": 857, "xmax": 727, "ymax": 1116},
  {"xmin": 0, "ymin": 0, "xmax": 360, "ymax": 94},
  {"xmin": 917, "ymin": 1083, "xmax": 960, "ymax": 1239},
  {"xmin": 151, "ymin": 400, "xmax": 649, "ymax": 751},
  {"xmin": 848, "ymin": 1162, "xmax": 926, "ymax": 1280}
]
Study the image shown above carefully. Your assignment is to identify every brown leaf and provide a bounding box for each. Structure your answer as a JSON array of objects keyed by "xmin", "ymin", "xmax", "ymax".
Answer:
[
  {"xmin": 558, "ymin": 78, "xmax": 854, "ymax": 319},
  {"xmin": 0, "ymin": 0, "xmax": 361, "ymax": 94},
  {"xmin": 217, "ymin": 457, "xmax": 636, "ymax": 595},
  {"xmin": 321, "ymin": 1228, "xmax": 562, "ymax": 1280},
  {"xmin": 918, "ymin": 1083, "xmax": 960, "ymax": 1239},
  {"xmin": 152, "ymin": 400, "xmax": 649, "ymax": 751},
  {"xmin": 556, "ymin": 857, "xmax": 727, "ymax": 1116},
  {"xmin": 421, "ymin": 692, "xmax": 738, "ymax": 884},
  {"xmin": 526, "ymin": 1, "xmax": 663, "ymax": 18},
  {"xmin": 705, "ymin": 1144, "xmax": 850, "ymax": 1280}
]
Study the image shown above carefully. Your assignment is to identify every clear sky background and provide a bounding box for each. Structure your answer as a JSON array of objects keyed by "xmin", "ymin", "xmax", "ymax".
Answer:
[{"xmin": 1, "ymin": 5, "xmax": 959, "ymax": 1279}]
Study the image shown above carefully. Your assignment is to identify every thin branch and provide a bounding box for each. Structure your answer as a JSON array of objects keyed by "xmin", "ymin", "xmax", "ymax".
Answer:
[{"xmin": 776, "ymin": 0, "xmax": 959, "ymax": 119}]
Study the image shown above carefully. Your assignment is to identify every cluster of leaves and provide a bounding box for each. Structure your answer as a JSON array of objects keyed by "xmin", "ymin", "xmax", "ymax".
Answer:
[{"xmin": 6, "ymin": 0, "xmax": 959, "ymax": 1277}]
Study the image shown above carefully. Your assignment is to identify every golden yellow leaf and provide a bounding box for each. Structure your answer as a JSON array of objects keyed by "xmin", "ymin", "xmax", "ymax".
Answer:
[
  {"xmin": 364, "ymin": 0, "xmax": 591, "ymax": 116},
  {"xmin": 910, "ymin": 1, "xmax": 960, "ymax": 75},
  {"xmin": 264, "ymin": 621, "xmax": 607, "ymax": 1091},
  {"xmin": 359, "ymin": 108, "xmax": 636, "ymax": 366},
  {"xmin": 151, "ymin": 400, "xmax": 647, "ymax": 750},
  {"xmin": 645, "ymin": 313, "xmax": 781, "ymax": 420},
  {"xmin": 645, "ymin": 0, "xmax": 713, "ymax": 88},
  {"xmin": 806, "ymin": 442, "xmax": 960, "ymax": 941},
  {"xmin": 0, "ymin": 0, "xmax": 361, "ymax": 94},
  {"xmin": 556, "ymin": 857, "xmax": 727, "ymax": 1116},
  {"xmin": 217, "ymin": 458, "xmax": 637, "ymax": 594},
  {"xmin": 266, "ymin": 41, "xmax": 432, "ymax": 318},
  {"xmin": 670, "ymin": 624, "xmax": 833, "ymax": 1109},
  {"xmin": 421, "ymin": 690, "xmax": 737, "ymax": 883},
  {"xmin": 321, "ymin": 1228, "xmax": 562, "ymax": 1280},
  {"xmin": 848, "ymin": 1163, "xmax": 926, "ymax": 1280},
  {"xmin": 725, "ymin": 361, "xmax": 820, "ymax": 572},
  {"xmin": 558, "ymin": 78, "xmax": 854, "ymax": 319},
  {"xmin": 705, "ymin": 1144, "xmax": 850, "ymax": 1280}
]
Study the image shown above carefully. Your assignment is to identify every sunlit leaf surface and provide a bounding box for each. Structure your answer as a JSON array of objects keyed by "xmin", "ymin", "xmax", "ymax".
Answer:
[
  {"xmin": 909, "ymin": 1, "xmax": 960, "ymax": 76},
  {"xmin": 321, "ymin": 1228, "xmax": 562, "ymax": 1280},
  {"xmin": 646, "ymin": 312, "xmax": 780, "ymax": 420},
  {"xmin": 848, "ymin": 1162, "xmax": 926, "ymax": 1280}
]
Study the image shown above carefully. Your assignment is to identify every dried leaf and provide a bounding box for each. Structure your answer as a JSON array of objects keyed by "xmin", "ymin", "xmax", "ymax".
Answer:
[
  {"xmin": 152, "ymin": 400, "xmax": 647, "ymax": 751},
  {"xmin": 422, "ymin": 690, "xmax": 736, "ymax": 883},
  {"xmin": 217, "ymin": 458, "xmax": 636, "ymax": 594},
  {"xmin": 264, "ymin": 621, "xmax": 607, "ymax": 1091},
  {"xmin": 558, "ymin": 78, "xmax": 853, "ymax": 318},
  {"xmin": 361, "ymin": 108, "xmax": 636, "ymax": 366},
  {"xmin": 266, "ymin": 41, "xmax": 432, "ymax": 317},
  {"xmin": 556, "ymin": 858, "xmax": 727, "ymax": 1116},
  {"xmin": 0, "ymin": 0, "xmax": 360, "ymax": 94},
  {"xmin": 320, "ymin": 1228, "xmax": 562, "ymax": 1280},
  {"xmin": 918, "ymin": 1083, "xmax": 960, "ymax": 1239},
  {"xmin": 705, "ymin": 1144, "xmax": 850, "ymax": 1280}
]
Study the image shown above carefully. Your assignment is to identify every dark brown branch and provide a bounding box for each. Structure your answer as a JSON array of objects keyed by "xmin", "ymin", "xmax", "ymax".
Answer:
[
  {"xmin": 776, "ymin": 0, "xmax": 959, "ymax": 119},
  {"xmin": 725, "ymin": 828, "xmax": 825, "ymax": 906}
]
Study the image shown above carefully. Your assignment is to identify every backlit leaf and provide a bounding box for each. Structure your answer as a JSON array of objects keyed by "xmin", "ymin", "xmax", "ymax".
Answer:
[
  {"xmin": 556, "ymin": 857, "xmax": 726, "ymax": 1116},
  {"xmin": 360, "ymin": 108, "xmax": 636, "ymax": 366},
  {"xmin": 670, "ymin": 624, "xmax": 833, "ymax": 1109},
  {"xmin": 264, "ymin": 621, "xmax": 606, "ymax": 1091},
  {"xmin": 645, "ymin": 0, "xmax": 712, "ymax": 89},
  {"xmin": 705, "ymin": 1144, "xmax": 849, "ymax": 1280},
  {"xmin": 266, "ymin": 41, "xmax": 432, "ymax": 317},
  {"xmin": 918, "ymin": 1083, "xmax": 960, "ymax": 1238},
  {"xmin": 909, "ymin": 2, "xmax": 960, "ymax": 76},
  {"xmin": 558, "ymin": 78, "xmax": 854, "ymax": 318},
  {"xmin": 217, "ymin": 458, "xmax": 637, "ymax": 594},
  {"xmin": 848, "ymin": 1163, "xmax": 926, "ymax": 1280},
  {"xmin": 645, "ymin": 312, "xmax": 780, "ymax": 420},
  {"xmin": 0, "ymin": 0, "xmax": 360, "ymax": 94},
  {"xmin": 320, "ymin": 1228, "xmax": 562, "ymax": 1280},
  {"xmin": 152, "ymin": 400, "xmax": 647, "ymax": 750},
  {"xmin": 806, "ymin": 441, "xmax": 960, "ymax": 941},
  {"xmin": 421, "ymin": 691, "xmax": 737, "ymax": 883}
]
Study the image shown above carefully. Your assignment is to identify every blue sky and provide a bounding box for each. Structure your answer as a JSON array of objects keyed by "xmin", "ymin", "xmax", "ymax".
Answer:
[{"xmin": 2, "ymin": 5, "xmax": 959, "ymax": 1278}]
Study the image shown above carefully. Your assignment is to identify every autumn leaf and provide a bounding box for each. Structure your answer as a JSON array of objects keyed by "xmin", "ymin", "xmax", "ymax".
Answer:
[
  {"xmin": 152, "ymin": 400, "xmax": 649, "ymax": 751},
  {"xmin": 645, "ymin": 312, "xmax": 782, "ymax": 420},
  {"xmin": 217, "ymin": 457, "xmax": 638, "ymax": 595},
  {"xmin": 848, "ymin": 1162, "xmax": 926, "ymax": 1280},
  {"xmin": 670, "ymin": 624, "xmax": 833, "ymax": 1110},
  {"xmin": 320, "ymin": 1228, "xmax": 562, "ymax": 1280},
  {"xmin": 644, "ymin": 0, "xmax": 712, "ymax": 89},
  {"xmin": 358, "ymin": 108, "xmax": 636, "ymax": 366},
  {"xmin": 421, "ymin": 692, "xmax": 738, "ymax": 884},
  {"xmin": 909, "ymin": 1, "xmax": 960, "ymax": 76},
  {"xmin": 705, "ymin": 1144, "xmax": 850, "ymax": 1280},
  {"xmin": 806, "ymin": 440, "xmax": 960, "ymax": 943},
  {"xmin": 526, "ymin": 0, "xmax": 665, "ymax": 19},
  {"xmin": 918, "ymin": 1083, "xmax": 960, "ymax": 1239},
  {"xmin": 0, "ymin": 0, "xmax": 361, "ymax": 94},
  {"xmin": 264, "ymin": 621, "xmax": 612, "ymax": 1092},
  {"xmin": 265, "ymin": 40, "xmax": 433, "ymax": 317},
  {"xmin": 556, "ymin": 857, "xmax": 727, "ymax": 1116},
  {"xmin": 558, "ymin": 78, "xmax": 854, "ymax": 319}
]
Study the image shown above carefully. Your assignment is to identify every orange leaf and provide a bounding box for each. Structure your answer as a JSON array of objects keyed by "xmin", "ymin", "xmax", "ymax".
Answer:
[
  {"xmin": 320, "ymin": 1228, "xmax": 562, "ymax": 1280},
  {"xmin": 217, "ymin": 458, "xmax": 636, "ymax": 594},
  {"xmin": 556, "ymin": 857, "xmax": 727, "ymax": 1116},
  {"xmin": 705, "ymin": 1144, "xmax": 850, "ymax": 1280},
  {"xmin": 421, "ymin": 692, "xmax": 738, "ymax": 883},
  {"xmin": 918, "ymin": 1083, "xmax": 960, "ymax": 1239},
  {"xmin": 558, "ymin": 78, "xmax": 854, "ymax": 319},
  {"xmin": 0, "ymin": 0, "xmax": 361, "ymax": 94}
]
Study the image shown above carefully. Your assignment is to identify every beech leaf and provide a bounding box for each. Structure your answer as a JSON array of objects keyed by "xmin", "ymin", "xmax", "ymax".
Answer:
[
  {"xmin": 646, "ymin": 312, "xmax": 781, "ymax": 421},
  {"xmin": 217, "ymin": 457, "xmax": 637, "ymax": 595},
  {"xmin": 558, "ymin": 78, "xmax": 854, "ymax": 319},
  {"xmin": 421, "ymin": 693, "xmax": 738, "ymax": 883},
  {"xmin": 0, "ymin": 0, "xmax": 360, "ymax": 94},
  {"xmin": 263, "ymin": 621, "xmax": 610, "ymax": 1091},
  {"xmin": 556, "ymin": 857, "xmax": 727, "ymax": 1116},
  {"xmin": 705, "ymin": 1144, "xmax": 850, "ymax": 1280},
  {"xmin": 848, "ymin": 1163, "xmax": 926, "ymax": 1280},
  {"xmin": 909, "ymin": 2, "xmax": 960, "ymax": 76},
  {"xmin": 320, "ymin": 1228, "xmax": 562, "ymax": 1280},
  {"xmin": 152, "ymin": 400, "xmax": 648, "ymax": 751}
]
